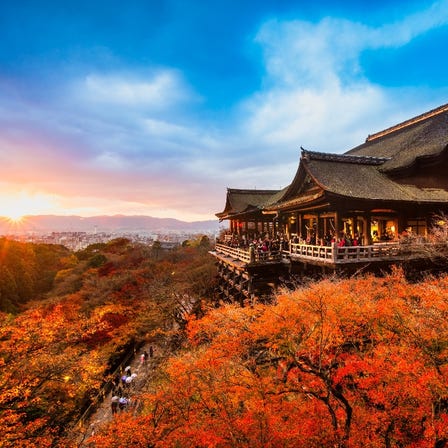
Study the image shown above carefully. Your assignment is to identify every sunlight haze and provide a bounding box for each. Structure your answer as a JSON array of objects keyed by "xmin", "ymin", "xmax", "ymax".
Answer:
[{"xmin": 1, "ymin": 0, "xmax": 448, "ymax": 221}]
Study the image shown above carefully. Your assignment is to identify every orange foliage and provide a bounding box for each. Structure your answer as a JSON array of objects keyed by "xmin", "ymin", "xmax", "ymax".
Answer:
[
  {"xmin": 1, "ymin": 241, "xmax": 217, "ymax": 447},
  {"xmin": 92, "ymin": 269, "xmax": 448, "ymax": 447}
]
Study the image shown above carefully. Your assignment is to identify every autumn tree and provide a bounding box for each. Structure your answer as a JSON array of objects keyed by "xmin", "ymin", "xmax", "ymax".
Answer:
[
  {"xmin": 91, "ymin": 269, "xmax": 448, "ymax": 448},
  {"xmin": 0, "ymin": 239, "xmax": 217, "ymax": 447},
  {"xmin": 0, "ymin": 238, "xmax": 72, "ymax": 312}
]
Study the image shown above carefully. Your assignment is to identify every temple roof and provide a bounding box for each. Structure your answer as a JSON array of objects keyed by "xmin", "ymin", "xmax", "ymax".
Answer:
[
  {"xmin": 346, "ymin": 103, "xmax": 448, "ymax": 173},
  {"xmin": 302, "ymin": 149, "xmax": 390, "ymax": 165},
  {"xmin": 216, "ymin": 188, "xmax": 280, "ymax": 220},
  {"xmin": 273, "ymin": 104, "xmax": 448, "ymax": 207},
  {"xmin": 304, "ymin": 155, "xmax": 448, "ymax": 203},
  {"xmin": 216, "ymin": 103, "xmax": 448, "ymax": 219}
]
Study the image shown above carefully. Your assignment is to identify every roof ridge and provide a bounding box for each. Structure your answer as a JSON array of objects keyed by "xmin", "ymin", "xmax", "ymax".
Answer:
[
  {"xmin": 227, "ymin": 188, "xmax": 280, "ymax": 194},
  {"xmin": 366, "ymin": 103, "xmax": 448, "ymax": 142},
  {"xmin": 301, "ymin": 148, "xmax": 389, "ymax": 165}
]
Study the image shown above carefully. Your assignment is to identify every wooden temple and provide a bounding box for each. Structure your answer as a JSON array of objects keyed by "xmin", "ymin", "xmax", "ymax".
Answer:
[{"xmin": 211, "ymin": 103, "xmax": 448, "ymax": 302}]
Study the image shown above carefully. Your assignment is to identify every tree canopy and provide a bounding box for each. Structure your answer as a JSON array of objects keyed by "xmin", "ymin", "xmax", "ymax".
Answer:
[
  {"xmin": 3, "ymin": 233, "xmax": 448, "ymax": 447},
  {"xmin": 91, "ymin": 268, "xmax": 448, "ymax": 448},
  {"xmin": 0, "ymin": 238, "xmax": 71, "ymax": 313},
  {"xmin": 0, "ymin": 238, "xmax": 217, "ymax": 447}
]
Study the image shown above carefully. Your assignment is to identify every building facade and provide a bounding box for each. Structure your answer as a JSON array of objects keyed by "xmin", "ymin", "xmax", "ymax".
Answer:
[
  {"xmin": 212, "ymin": 103, "xmax": 448, "ymax": 302},
  {"xmin": 217, "ymin": 103, "xmax": 448, "ymax": 246}
]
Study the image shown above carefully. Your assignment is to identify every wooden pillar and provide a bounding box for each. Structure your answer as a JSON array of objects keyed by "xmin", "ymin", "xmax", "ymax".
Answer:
[
  {"xmin": 353, "ymin": 216, "xmax": 358, "ymax": 237},
  {"xmin": 366, "ymin": 214, "xmax": 372, "ymax": 245},
  {"xmin": 317, "ymin": 213, "xmax": 324, "ymax": 244},
  {"xmin": 398, "ymin": 213, "xmax": 407, "ymax": 235},
  {"xmin": 334, "ymin": 211, "xmax": 341, "ymax": 239}
]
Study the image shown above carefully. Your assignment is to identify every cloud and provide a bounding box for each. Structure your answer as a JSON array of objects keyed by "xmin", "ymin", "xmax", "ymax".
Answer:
[
  {"xmin": 372, "ymin": 0, "xmax": 448, "ymax": 47},
  {"xmin": 230, "ymin": 0, "xmax": 448, "ymax": 169},
  {"xmin": 2, "ymin": 2, "xmax": 448, "ymax": 220},
  {"xmin": 254, "ymin": 0, "xmax": 448, "ymax": 89},
  {"xmin": 82, "ymin": 70, "xmax": 196, "ymax": 109}
]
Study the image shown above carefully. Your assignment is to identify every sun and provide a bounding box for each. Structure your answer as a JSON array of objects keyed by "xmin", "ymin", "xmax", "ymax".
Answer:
[
  {"xmin": 1, "ymin": 205, "xmax": 26, "ymax": 222},
  {"xmin": 5, "ymin": 212, "xmax": 25, "ymax": 223},
  {"xmin": 0, "ymin": 192, "xmax": 57, "ymax": 222}
]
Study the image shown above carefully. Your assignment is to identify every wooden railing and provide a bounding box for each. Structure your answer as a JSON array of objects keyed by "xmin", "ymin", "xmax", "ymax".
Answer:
[
  {"xmin": 214, "ymin": 243, "xmax": 283, "ymax": 263},
  {"xmin": 289, "ymin": 243, "xmax": 334, "ymax": 261},
  {"xmin": 214, "ymin": 241, "xmax": 424, "ymax": 265},
  {"xmin": 290, "ymin": 241, "xmax": 404, "ymax": 263}
]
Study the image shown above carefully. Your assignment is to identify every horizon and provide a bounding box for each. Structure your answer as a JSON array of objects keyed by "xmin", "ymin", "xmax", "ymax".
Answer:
[
  {"xmin": 0, "ymin": 213, "xmax": 221, "ymax": 238},
  {"xmin": 2, "ymin": 1, "xmax": 448, "ymax": 221},
  {"xmin": 0, "ymin": 213, "xmax": 219, "ymax": 224}
]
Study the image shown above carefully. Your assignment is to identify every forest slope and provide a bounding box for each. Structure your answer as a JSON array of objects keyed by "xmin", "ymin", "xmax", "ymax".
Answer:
[
  {"xmin": 0, "ymin": 237, "xmax": 71, "ymax": 313},
  {"xmin": 0, "ymin": 236, "xmax": 216, "ymax": 448},
  {"xmin": 90, "ymin": 269, "xmax": 448, "ymax": 448},
  {"xmin": 2, "ymin": 235, "xmax": 448, "ymax": 447}
]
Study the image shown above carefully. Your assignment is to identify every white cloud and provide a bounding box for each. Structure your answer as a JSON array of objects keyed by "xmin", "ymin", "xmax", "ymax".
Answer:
[
  {"xmin": 93, "ymin": 151, "xmax": 129, "ymax": 170},
  {"xmin": 142, "ymin": 117, "xmax": 221, "ymax": 156},
  {"xmin": 82, "ymin": 69, "xmax": 195, "ymax": 109},
  {"xmin": 234, "ymin": 0, "xmax": 448, "ymax": 162},
  {"xmin": 372, "ymin": 0, "xmax": 448, "ymax": 47},
  {"xmin": 3, "ymin": 2, "xmax": 448, "ymax": 220},
  {"xmin": 255, "ymin": 0, "xmax": 448, "ymax": 89},
  {"xmin": 143, "ymin": 117, "xmax": 195, "ymax": 139}
]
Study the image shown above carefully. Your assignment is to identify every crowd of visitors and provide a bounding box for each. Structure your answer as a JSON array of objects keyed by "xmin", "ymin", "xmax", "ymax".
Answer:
[
  {"xmin": 219, "ymin": 231, "xmax": 368, "ymax": 253},
  {"xmin": 109, "ymin": 348, "xmax": 152, "ymax": 415}
]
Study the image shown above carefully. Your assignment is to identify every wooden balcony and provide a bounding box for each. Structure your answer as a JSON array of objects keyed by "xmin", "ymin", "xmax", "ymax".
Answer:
[
  {"xmin": 213, "ymin": 243, "xmax": 283, "ymax": 265},
  {"xmin": 289, "ymin": 241, "xmax": 405, "ymax": 264},
  {"xmin": 213, "ymin": 241, "xmax": 428, "ymax": 268}
]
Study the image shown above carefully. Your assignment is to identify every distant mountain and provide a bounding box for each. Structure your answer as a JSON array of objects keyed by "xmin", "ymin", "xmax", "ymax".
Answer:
[{"xmin": 0, "ymin": 215, "xmax": 222, "ymax": 234}]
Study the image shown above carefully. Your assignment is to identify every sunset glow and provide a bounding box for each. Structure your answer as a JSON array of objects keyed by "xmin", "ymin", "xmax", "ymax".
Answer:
[
  {"xmin": 0, "ymin": 193, "xmax": 57, "ymax": 221},
  {"xmin": 1, "ymin": 1, "xmax": 448, "ymax": 220}
]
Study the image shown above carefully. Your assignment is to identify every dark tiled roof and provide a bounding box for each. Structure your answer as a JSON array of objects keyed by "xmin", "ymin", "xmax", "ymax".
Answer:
[
  {"xmin": 267, "ymin": 191, "xmax": 325, "ymax": 211},
  {"xmin": 365, "ymin": 103, "xmax": 448, "ymax": 142},
  {"xmin": 305, "ymin": 158, "xmax": 448, "ymax": 202},
  {"xmin": 216, "ymin": 188, "xmax": 280, "ymax": 219},
  {"xmin": 262, "ymin": 185, "xmax": 290, "ymax": 207},
  {"xmin": 346, "ymin": 104, "xmax": 448, "ymax": 173},
  {"xmin": 295, "ymin": 104, "xmax": 448, "ymax": 203},
  {"xmin": 302, "ymin": 148, "xmax": 389, "ymax": 165},
  {"xmin": 216, "ymin": 103, "xmax": 448, "ymax": 218}
]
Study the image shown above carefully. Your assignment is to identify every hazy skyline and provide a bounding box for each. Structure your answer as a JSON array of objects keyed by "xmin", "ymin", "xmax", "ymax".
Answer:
[{"xmin": 1, "ymin": 0, "xmax": 448, "ymax": 221}]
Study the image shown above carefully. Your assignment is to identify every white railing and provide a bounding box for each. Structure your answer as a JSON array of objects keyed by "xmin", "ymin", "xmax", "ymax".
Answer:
[
  {"xmin": 289, "ymin": 243, "xmax": 334, "ymax": 261},
  {"xmin": 214, "ymin": 243, "xmax": 282, "ymax": 263},
  {"xmin": 214, "ymin": 241, "xmax": 421, "ymax": 265},
  {"xmin": 290, "ymin": 242, "xmax": 403, "ymax": 263}
]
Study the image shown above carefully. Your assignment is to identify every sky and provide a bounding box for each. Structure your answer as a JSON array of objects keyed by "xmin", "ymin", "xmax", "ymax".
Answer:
[{"xmin": 1, "ymin": 0, "xmax": 448, "ymax": 222}]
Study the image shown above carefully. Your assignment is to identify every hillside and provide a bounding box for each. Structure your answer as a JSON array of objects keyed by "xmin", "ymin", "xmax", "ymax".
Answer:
[
  {"xmin": 88, "ymin": 270, "xmax": 448, "ymax": 448},
  {"xmin": 2, "ymin": 237, "xmax": 448, "ymax": 447},
  {"xmin": 0, "ymin": 236, "xmax": 217, "ymax": 447}
]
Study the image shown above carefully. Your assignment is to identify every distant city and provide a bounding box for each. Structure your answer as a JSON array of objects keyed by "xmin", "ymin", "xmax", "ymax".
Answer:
[
  {"xmin": 0, "ymin": 215, "xmax": 223, "ymax": 250},
  {"xmin": 7, "ymin": 230, "xmax": 220, "ymax": 251}
]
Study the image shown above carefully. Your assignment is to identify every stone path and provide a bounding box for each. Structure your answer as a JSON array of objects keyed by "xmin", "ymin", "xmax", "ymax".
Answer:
[{"xmin": 71, "ymin": 343, "xmax": 160, "ymax": 447}]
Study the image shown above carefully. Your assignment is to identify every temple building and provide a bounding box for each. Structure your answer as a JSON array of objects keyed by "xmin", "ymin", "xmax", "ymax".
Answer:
[
  {"xmin": 218, "ymin": 103, "xmax": 448, "ymax": 244},
  {"xmin": 212, "ymin": 103, "xmax": 448, "ymax": 302}
]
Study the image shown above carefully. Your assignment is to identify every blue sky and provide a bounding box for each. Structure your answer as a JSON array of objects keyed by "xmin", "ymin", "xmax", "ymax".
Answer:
[{"xmin": 1, "ymin": 0, "xmax": 448, "ymax": 221}]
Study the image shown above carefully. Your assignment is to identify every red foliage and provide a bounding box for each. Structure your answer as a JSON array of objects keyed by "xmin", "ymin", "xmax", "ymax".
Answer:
[{"xmin": 92, "ymin": 269, "xmax": 448, "ymax": 447}]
